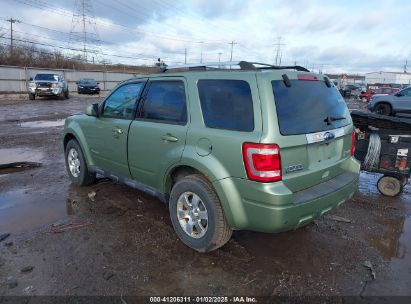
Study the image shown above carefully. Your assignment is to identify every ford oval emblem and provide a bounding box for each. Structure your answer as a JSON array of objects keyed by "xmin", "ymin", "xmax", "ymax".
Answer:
[{"xmin": 324, "ymin": 132, "xmax": 335, "ymax": 141}]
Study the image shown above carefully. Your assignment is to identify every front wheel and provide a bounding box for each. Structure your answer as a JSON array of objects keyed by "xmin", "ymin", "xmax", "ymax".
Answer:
[
  {"xmin": 375, "ymin": 103, "xmax": 392, "ymax": 116},
  {"xmin": 64, "ymin": 90, "xmax": 69, "ymax": 99},
  {"xmin": 377, "ymin": 175, "xmax": 403, "ymax": 197},
  {"xmin": 169, "ymin": 174, "xmax": 232, "ymax": 252},
  {"xmin": 29, "ymin": 93, "xmax": 35, "ymax": 100},
  {"xmin": 65, "ymin": 139, "xmax": 96, "ymax": 186}
]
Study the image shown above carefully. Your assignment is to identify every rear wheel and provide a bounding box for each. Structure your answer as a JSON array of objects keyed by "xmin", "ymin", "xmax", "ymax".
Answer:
[
  {"xmin": 29, "ymin": 93, "xmax": 35, "ymax": 100},
  {"xmin": 377, "ymin": 175, "xmax": 403, "ymax": 197},
  {"xmin": 375, "ymin": 103, "xmax": 392, "ymax": 116},
  {"xmin": 65, "ymin": 139, "xmax": 96, "ymax": 186},
  {"xmin": 169, "ymin": 174, "xmax": 232, "ymax": 252}
]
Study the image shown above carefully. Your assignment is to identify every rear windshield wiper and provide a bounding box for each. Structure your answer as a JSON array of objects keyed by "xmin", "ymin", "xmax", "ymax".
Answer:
[{"xmin": 324, "ymin": 116, "xmax": 346, "ymax": 125}]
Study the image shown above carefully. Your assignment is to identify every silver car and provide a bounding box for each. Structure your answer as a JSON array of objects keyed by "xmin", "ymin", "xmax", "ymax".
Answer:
[
  {"xmin": 28, "ymin": 73, "xmax": 69, "ymax": 100},
  {"xmin": 368, "ymin": 86, "xmax": 411, "ymax": 116}
]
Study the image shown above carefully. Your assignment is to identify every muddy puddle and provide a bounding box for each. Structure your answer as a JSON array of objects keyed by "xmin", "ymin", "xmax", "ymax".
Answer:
[
  {"xmin": 19, "ymin": 119, "xmax": 65, "ymax": 128},
  {"xmin": 0, "ymin": 188, "xmax": 70, "ymax": 233},
  {"xmin": 0, "ymin": 148, "xmax": 44, "ymax": 175}
]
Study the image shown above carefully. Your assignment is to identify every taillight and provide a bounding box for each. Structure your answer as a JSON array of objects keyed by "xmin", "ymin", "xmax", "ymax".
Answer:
[
  {"xmin": 350, "ymin": 131, "xmax": 356, "ymax": 157},
  {"xmin": 297, "ymin": 74, "xmax": 319, "ymax": 81},
  {"xmin": 242, "ymin": 143, "xmax": 282, "ymax": 182}
]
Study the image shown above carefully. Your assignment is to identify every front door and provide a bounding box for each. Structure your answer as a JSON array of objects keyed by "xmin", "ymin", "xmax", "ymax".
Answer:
[
  {"xmin": 83, "ymin": 81, "xmax": 146, "ymax": 177},
  {"xmin": 393, "ymin": 87, "xmax": 411, "ymax": 113},
  {"xmin": 128, "ymin": 78, "xmax": 189, "ymax": 189}
]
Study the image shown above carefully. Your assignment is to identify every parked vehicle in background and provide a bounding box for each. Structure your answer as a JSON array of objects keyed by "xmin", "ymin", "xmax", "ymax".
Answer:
[
  {"xmin": 360, "ymin": 87, "xmax": 400, "ymax": 102},
  {"xmin": 368, "ymin": 86, "xmax": 411, "ymax": 115},
  {"xmin": 76, "ymin": 79, "xmax": 101, "ymax": 95},
  {"xmin": 27, "ymin": 73, "xmax": 69, "ymax": 100},
  {"xmin": 63, "ymin": 61, "xmax": 360, "ymax": 252},
  {"xmin": 339, "ymin": 84, "xmax": 362, "ymax": 98}
]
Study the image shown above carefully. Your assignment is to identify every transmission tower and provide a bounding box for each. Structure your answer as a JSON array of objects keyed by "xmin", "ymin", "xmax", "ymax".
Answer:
[
  {"xmin": 69, "ymin": 0, "xmax": 102, "ymax": 63},
  {"xmin": 273, "ymin": 37, "xmax": 286, "ymax": 66}
]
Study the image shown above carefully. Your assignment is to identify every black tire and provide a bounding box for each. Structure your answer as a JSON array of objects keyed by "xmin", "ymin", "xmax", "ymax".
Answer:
[
  {"xmin": 169, "ymin": 174, "xmax": 232, "ymax": 252},
  {"xmin": 400, "ymin": 176, "xmax": 408, "ymax": 187},
  {"xmin": 65, "ymin": 139, "xmax": 96, "ymax": 186},
  {"xmin": 377, "ymin": 175, "xmax": 403, "ymax": 197},
  {"xmin": 64, "ymin": 90, "xmax": 69, "ymax": 99},
  {"xmin": 375, "ymin": 103, "xmax": 392, "ymax": 116},
  {"xmin": 29, "ymin": 93, "xmax": 35, "ymax": 100}
]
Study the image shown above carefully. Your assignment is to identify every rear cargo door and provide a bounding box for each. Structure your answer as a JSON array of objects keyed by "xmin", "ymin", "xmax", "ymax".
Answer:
[{"xmin": 270, "ymin": 77, "xmax": 353, "ymax": 192}]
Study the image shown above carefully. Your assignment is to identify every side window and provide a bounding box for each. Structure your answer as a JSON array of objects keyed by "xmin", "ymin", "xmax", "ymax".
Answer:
[
  {"xmin": 140, "ymin": 81, "xmax": 187, "ymax": 124},
  {"xmin": 403, "ymin": 88, "xmax": 411, "ymax": 96},
  {"xmin": 197, "ymin": 79, "xmax": 254, "ymax": 132},
  {"xmin": 103, "ymin": 83, "xmax": 144, "ymax": 119}
]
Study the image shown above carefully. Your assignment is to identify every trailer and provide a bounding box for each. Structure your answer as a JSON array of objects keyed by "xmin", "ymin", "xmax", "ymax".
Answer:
[{"xmin": 351, "ymin": 111, "xmax": 411, "ymax": 196}]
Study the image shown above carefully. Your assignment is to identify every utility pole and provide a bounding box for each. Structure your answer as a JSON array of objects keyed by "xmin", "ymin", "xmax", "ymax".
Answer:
[
  {"xmin": 229, "ymin": 41, "xmax": 237, "ymax": 62},
  {"xmin": 184, "ymin": 48, "xmax": 187, "ymax": 64},
  {"xmin": 200, "ymin": 42, "xmax": 204, "ymax": 63},
  {"xmin": 6, "ymin": 17, "xmax": 20, "ymax": 56},
  {"xmin": 404, "ymin": 60, "xmax": 408, "ymax": 73},
  {"xmin": 273, "ymin": 36, "xmax": 286, "ymax": 66},
  {"xmin": 218, "ymin": 52, "xmax": 222, "ymax": 63}
]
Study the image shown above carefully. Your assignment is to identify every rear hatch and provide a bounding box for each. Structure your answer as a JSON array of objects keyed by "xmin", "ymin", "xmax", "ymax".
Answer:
[{"xmin": 266, "ymin": 73, "xmax": 353, "ymax": 192}]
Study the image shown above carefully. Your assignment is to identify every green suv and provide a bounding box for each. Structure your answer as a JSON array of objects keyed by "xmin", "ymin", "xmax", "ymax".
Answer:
[{"xmin": 63, "ymin": 61, "xmax": 360, "ymax": 252}]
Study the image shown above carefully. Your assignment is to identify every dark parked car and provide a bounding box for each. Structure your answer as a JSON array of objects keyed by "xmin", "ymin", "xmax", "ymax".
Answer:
[
  {"xmin": 76, "ymin": 79, "xmax": 100, "ymax": 95},
  {"xmin": 339, "ymin": 84, "xmax": 362, "ymax": 98}
]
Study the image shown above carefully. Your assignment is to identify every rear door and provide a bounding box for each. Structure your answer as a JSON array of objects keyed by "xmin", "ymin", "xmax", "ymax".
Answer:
[
  {"xmin": 266, "ymin": 75, "xmax": 353, "ymax": 192},
  {"xmin": 127, "ymin": 77, "xmax": 189, "ymax": 189}
]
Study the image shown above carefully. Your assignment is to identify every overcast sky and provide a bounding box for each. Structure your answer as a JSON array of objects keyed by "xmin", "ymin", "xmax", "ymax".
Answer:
[{"xmin": 0, "ymin": 0, "xmax": 410, "ymax": 74}]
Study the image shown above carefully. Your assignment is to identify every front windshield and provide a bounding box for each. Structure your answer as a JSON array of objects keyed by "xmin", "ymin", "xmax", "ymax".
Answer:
[
  {"xmin": 79, "ymin": 79, "xmax": 97, "ymax": 85},
  {"xmin": 35, "ymin": 74, "xmax": 59, "ymax": 81}
]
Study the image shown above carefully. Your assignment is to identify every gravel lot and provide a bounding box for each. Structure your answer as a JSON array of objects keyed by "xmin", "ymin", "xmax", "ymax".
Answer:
[{"xmin": 0, "ymin": 95, "xmax": 410, "ymax": 297}]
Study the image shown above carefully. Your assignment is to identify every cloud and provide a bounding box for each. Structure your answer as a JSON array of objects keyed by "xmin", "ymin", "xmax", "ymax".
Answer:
[{"xmin": 1, "ymin": 0, "xmax": 410, "ymax": 72}]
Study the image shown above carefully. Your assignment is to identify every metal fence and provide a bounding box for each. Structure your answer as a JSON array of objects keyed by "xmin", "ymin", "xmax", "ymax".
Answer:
[{"xmin": 0, "ymin": 65, "xmax": 138, "ymax": 93}]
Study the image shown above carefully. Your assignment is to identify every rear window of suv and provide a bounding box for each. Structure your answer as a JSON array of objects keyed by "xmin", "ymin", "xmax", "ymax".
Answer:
[
  {"xmin": 198, "ymin": 80, "xmax": 254, "ymax": 132},
  {"xmin": 272, "ymin": 80, "xmax": 350, "ymax": 135}
]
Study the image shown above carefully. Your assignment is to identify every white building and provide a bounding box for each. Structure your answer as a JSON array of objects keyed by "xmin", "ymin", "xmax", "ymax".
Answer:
[{"xmin": 365, "ymin": 71, "xmax": 411, "ymax": 85}]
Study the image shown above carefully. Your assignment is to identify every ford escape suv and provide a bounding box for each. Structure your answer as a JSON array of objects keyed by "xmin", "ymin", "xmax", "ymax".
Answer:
[{"xmin": 63, "ymin": 61, "xmax": 360, "ymax": 252}]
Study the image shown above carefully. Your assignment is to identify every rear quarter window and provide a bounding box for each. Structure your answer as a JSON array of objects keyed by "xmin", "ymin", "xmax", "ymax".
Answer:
[{"xmin": 197, "ymin": 80, "xmax": 254, "ymax": 132}]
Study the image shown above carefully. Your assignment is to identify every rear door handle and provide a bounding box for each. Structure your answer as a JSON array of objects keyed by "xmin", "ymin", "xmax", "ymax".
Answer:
[{"xmin": 161, "ymin": 134, "xmax": 178, "ymax": 142}]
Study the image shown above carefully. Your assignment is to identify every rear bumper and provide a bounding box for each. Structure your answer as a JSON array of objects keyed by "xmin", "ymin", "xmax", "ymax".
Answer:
[{"xmin": 213, "ymin": 158, "xmax": 360, "ymax": 232}]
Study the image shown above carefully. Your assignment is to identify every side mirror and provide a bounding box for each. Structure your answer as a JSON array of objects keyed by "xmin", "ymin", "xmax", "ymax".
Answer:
[
  {"xmin": 29, "ymin": 77, "xmax": 33, "ymax": 81},
  {"xmin": 395, "ymin": 92, "xmax": 403, "ymax": 97},
  {"xmin": 76, "ymin": 82, "xmax": 79, "ymax": 84},
  {"xmin": 85, "ymin": 103, "xmax": 99, "ymax": 117}
]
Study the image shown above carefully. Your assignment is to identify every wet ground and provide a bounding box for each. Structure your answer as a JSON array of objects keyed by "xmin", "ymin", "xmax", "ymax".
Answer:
[{"xmin": 0, "ymin": 96, "xmax": 410, "ymax": 297}]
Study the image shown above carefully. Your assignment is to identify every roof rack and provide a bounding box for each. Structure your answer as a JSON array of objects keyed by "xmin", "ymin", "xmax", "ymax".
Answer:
[{"xmin": 162, "ymin": 61, "xmax": 310, "ymax": 72}]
